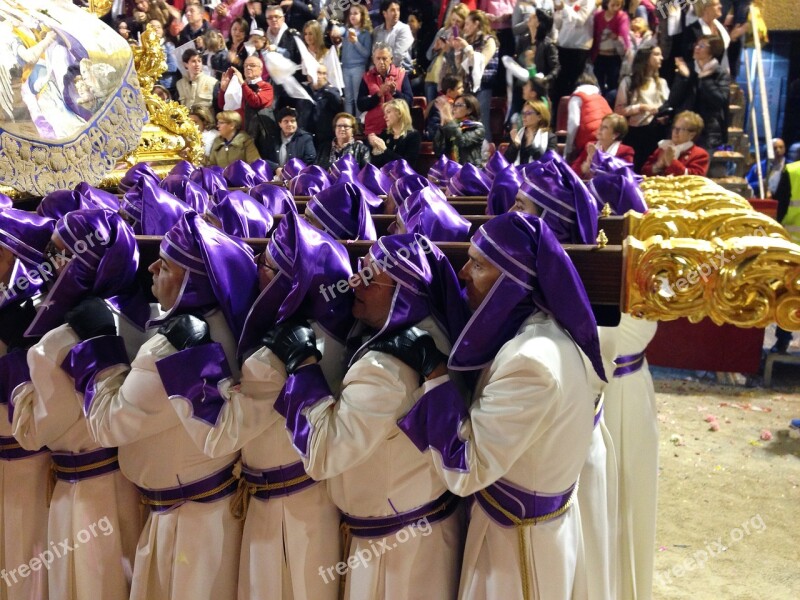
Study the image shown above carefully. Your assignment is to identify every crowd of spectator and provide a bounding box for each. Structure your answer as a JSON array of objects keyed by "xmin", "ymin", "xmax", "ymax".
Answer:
[{"xmin": 105, "ymin": 0, "xmax": 765, "ymax": 180}]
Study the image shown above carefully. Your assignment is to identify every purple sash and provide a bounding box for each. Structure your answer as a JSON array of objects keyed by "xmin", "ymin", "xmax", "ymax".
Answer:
[
  {"xmin": 613, "ymin": 351, "xmax": 646, "ymax": 377},
  {"xmin": 241, "ymin": 460, "xmax": 316, "ymax": 501},
  {"xmin": 475, "ymin": 479, "xmax": 576, "ymax": 528},
  {"xmin": 0, "ymin": 435, "xmax": 47, "ymax": 461},
  {"xmin": 52, "ymin": 447, "xmax": 119, "ymax": 483},
  {"xmin": 594, "ymin": 394, "xmax": 604, "ymax": 428},
  {"xmin": 341, "ymin": 491, "xmax": 460, "ymax": 539},
  {"xmin": 137, "ymin": 461, "xmax": 239, "ymax": 513}
]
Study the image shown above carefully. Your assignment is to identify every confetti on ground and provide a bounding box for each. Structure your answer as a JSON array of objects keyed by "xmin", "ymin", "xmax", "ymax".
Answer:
[
  {"xmin": 709, "ymin": 422, "xmax": 720, "ymax": 431},
  {"xmin": 760, "ymin": 429, "xmax": 773, "ymax": 441}
]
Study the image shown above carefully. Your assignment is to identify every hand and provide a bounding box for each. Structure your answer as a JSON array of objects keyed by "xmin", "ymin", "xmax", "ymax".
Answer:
[
  {"xmin": 0, "ymin": 300, "xmax": 37, "ymax": 350},
  {"xmin": 232, "ymin": 68, "xmax": 244, "ymax": 84},
  {"xmin": 586, "ymin": 142, "xmax": 597, "ymax": 161},
  {"xmin": 261, "ymin": 318, "xmax": 321, "ymax": 374},
  {"xmin": 674, "ymin": 58, "xmax": 690, "ymax": 78},
  {"xmin": 368, "ymin": 327, "xmax": 448, "ymax": 382},
  {"xmin": 158, "ymin": 314, "xmax": 211, "ymax": 350},
  {"xmin": 348, "ymin": 29, "xmax": 357, "ymax": 43},
  {"xmin": 275, "ymin": 167, "xmax": 283, "ymax": 180},
  {"xmin": 216, "ymin": 4, "xmax": 229, "ymax": 16},
  {"xmin": 65, "ymin": 297, "xmax": 116, "ymax": 341},
  {"xmin": 220, "ymin": 70, "xmax": 231, "ymax": 90}
]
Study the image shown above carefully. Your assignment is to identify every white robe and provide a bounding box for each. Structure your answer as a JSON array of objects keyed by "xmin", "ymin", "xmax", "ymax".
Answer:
[
  {"xmin": 169, "ymin": 322, "xmax": 345, "ymax": 600},
  {"xmin": 299, "ymin": 316, "xmax": 464, "ymax": 600},
  {"xmin": 423, "ymin": 313, "xmax": 594, "ymax": 600},
  {"xmin": 11, "ymin": 320, "xmax": 147, "ymax": 600},
  {"xmin": 84, "ymin": 310, "xmax": 242, "ymax": 600},
  {"xmin": 599, "ymin": 314, "xmax": 659, "ymax": 600},
  {"xmin": 0, "ymin": 341, "xmax": 50, "ymax": 600}
]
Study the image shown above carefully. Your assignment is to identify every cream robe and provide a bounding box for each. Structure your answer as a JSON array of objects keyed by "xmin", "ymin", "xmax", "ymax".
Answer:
[
  {"xmin": 169, "ymin": 323, "xmax": 344, "ymax": 600},
  {"xmin": 599, "ymin": 314, "xmax": 659, "ymax": 600},
  {"xmin": 300, "ymin": 317, "xmax": 463, "ymax": 600},
  {"xmin": 423, "ymin": 313, "xmax": 594, "ymax": 600},
  {"xmin": 84, "ymin": 310, "xmax": 242, "ymax": 600},
  {"xmin": 11, "ymin": 320, "xmax": 147, "ymax": 600},
  {"xmin": 0, "ymin": 340, "xmax": 50, "ymax": 600}
]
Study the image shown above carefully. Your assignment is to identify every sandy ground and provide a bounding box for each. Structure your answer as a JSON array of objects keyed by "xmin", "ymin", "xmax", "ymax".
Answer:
[{"xmin": 652, "ymin": 360, "xmax": 800, "ymax": 599}]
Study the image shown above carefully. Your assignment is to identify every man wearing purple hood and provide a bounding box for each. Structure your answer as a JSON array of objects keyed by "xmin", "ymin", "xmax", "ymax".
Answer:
[
  {"xmin": 11, "ymin": 209, "xmax": 148, "ymax": 600},
  {"xmin": 263, "ymin": 233, "xmax": 470, "ymax": 600},
  {"xmin": 154, "ymin": 213, "xmax": 352, "ymax": 599},
  {"xmin": 60, "ymin": 213, "xmax": 259, "ymax": 600},
  {"xmin": 396, "ymin": 212, "xmax": 607, "ymax": 599},
  {"xmin": 0, "ymin": 208, "xmax": 54, "ymax": 600}
]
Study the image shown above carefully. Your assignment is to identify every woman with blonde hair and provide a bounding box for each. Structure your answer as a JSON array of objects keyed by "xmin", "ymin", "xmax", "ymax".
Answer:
[
  {"xmin": 504, "ymin": 99, "xmax": 556, "ymax": 165},
  {"xmin": 341, "ymin": 2, "xmax": 373, "ymax": 115},
  {"xmin": 207, "ymin": 110, "xmax": 261, "ymax": 167},
  {"xmin": 303, "ymin": 20, "xmax": 344, "ymax": 93},
  {"xmin": 425, "ymin": 2, "xmax": 469, "ymax": 103},
  {"xmin": 367, "ymin": 98, "xmax": 421, "ymax": 170}
]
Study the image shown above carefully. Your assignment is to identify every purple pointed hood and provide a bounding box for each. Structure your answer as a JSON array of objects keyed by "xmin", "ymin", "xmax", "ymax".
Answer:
[
  {"xmin": 398, "ymin": 187, "xmax": 471, "ymax": 242},
  {"xmin": 350, "ymin": 234, "xmax": 470, "ymax": 361},
  {"xmin": 118, "ymin": 162, "xmax": 159, "ymax": 193},
  {"xmin": 38, "ymin": 185, "xmax": 120, "ymax": 220},
  {"xmin": 356, "ymin": 163, "xmax": 393, "ymax": 196},
  {"xmin": 381, "ymin": 158, "xmax": 417, "ymax": 181},
  {"xmin": 0, "ymin": 194, "xmax": 12, "ymax": 209},
  {"xmin": 249, "ymin": 183, "xmax": 298, "ymax": 214},
  {"xmin": 428, "ymin": 155, "xmax": 461, "ymax": 186},
  {"xmin": 25, "ymin": 209, "xmax": 151, "ymax": 336},
  {"xmin": 305, "ymin": 182, "xmax": 377, "ymax": 241},
  {"xmin": 74, "ymin": 184, "xmax": 120, "ymax": 212},
  {"xmin": 487, "ymin": 165, "xmax": 523, "ymax": 216},
  {"xmin": 159, "ymin": 175, "xmax": 211, "ymax": 214},
  {"xmin": 448, "ymin": 212, "xmax": 605, "ymax": 381},
  {"xmin": 445, "ymin": 163, "xmax": 491, "ymax": 196},
  {"xmin": 207, "ymin": 191, "xmax": 274, "ymax": 238},
  {"xmin": 330, "ymin": 154, "xmax": 359, "ymax": 181},
  {"xmin": 387, "ymin": 175, "xmax": 431, "ymax": 214},
  {"xmin": 120, "ymin": 177, "xmax": 190, "ymax": 235},
  {"xmin": 517, "ymin": 158, "xmax": 599, "ymax": 244},
  {"xmin": 0, "ymin": 208, "xmax": 54, "ymax": 309},
  {"xmin": 587, "ymin": 149, "xmax": 647, "ymax": 215},
  {"xmin": 168, "ymin": 161, "xmax": 196, "ymax": 178},
  {"xmin": 484, "ymin": 151, "xmax": 510, "ymax": 182},
  {"xmin": 250, "ymin": 159, "xmax": 274, "ymax": 184},
  {"xmin": 238, "ymin": 213, "xmax": 354, "ymax": 355},
  {"xmin": 189, "ymin": 166, "xmax": 228, "ymax": 195},
  {"xmin": 281, "ymin": 158, "xmax": 307, "ymax": 181},
  {"xmin": 151, "ymin": 212, "xmax": 258, "ymax": 340},
  {"xmin": 289, "ymin": 168, "xmax": 331, "ymax": 196},
  {"xmin": 223, "ymin": 160, "xmax": 260, "ymax": 188}
]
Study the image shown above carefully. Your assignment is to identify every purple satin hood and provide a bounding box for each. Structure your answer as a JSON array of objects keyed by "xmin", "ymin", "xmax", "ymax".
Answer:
[
  {"xmin": 189, "ymin": 167, "xmax": 228, "ymax": 195},
  {"xmin": 224, "ymin": 160, "xmax": 268, "ymax": 188},
  {"xmin": 305, "ymin": 182, "xmax": 377, "ymax": 241},
  {"xmin": 251, "ymin": 159, "xmax": 274, "ymax": 184},
  {"xmin": 120, "ymin": 177, "xmax": 190, "ymax": 235},
  {"xmin": 249, "ymin": 183, "xmax": 298, "ymax": 214},
  {"xmin": 38, "ymin": 185, "xmax": 120, "ymax": 220},
  {"xmin": 0, "ymin": 194, "xmax": 12, "ymax": 209},
  {"xmin": 25, "ymin": 209, "xmax": 150, "ymax": 337},
  {"xmin": 449, "ymin": 212, "xmax": 606, "ymax": 382},
  {"xmin": 587, "ymin": 150, "xmax": 647, "ymax": 215},
  {"xmin": 381, "ymin": 159, "xmax": 417, "ymax": 181},
  {"xmin": 118, "ymin": 162, "xmax": 159, "ymax": 192},
  {"xmin": 398, "ymin": 187, "xmax": 470, "ymax": 242},
  {"xmin": 445, "ymin": 163, "xmax": 490, "ymax": 196},
  {"xmin": 288, "ymin": 167, "xmax": 330, "ymax": 196},
  {"xmin": 428, "ymin": 155, "xmax": 461, "ymax": 186},
  {"xmin": 350, "ymin": 234, "xmax": 470, "ymax": 362},
  {"xmin": 168, "ymin": 161, "xmax": 196, "ymax": 178},
  {"xmin": 330, "ymin": 154, "xmax": 359, "ymax": 181},
  {"xmin": 159, "ymin": 175, "xmax": 211, "ymax": 214},
  {"xmin": 487, "ymin": 165, "xmax": 523, "ymax": 216},
  {"xmin": 388, "ymin": 175, "xmax": 431, "ymax": 214},
  {"xmin": 484, "ymin": 150, "xmax": 510, "ymax": 182},
  {"xmin": 208, "ymin": 191, "xmax": 274, "ymax": 238},
  {"xmin": 238, "ymin": 212, "xmax": 354, "ymax": 356},
  {"xmin": 0, "ymin": 208, "xmax": 55, "ymax": 308},
  {"xmin": 153, "ymin": 212, "xmax": 258, "ymax": 341},
  {"xmin": 356, "ymin": 163, "xmax": 393, "ymax": 196},
  {"xmin": 282, "ymin": 158, "xmax": 307, "ymax": 181}
]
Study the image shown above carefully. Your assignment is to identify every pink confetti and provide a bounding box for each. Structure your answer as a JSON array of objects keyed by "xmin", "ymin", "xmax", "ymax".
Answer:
[
  {"xmin": 760, "ymin": 430, "xmax": 772, "ymax": 441},
  {"xmin": 705, "ymin": 414, "xmax": 717, "ymax": 423},
  {"xmin": 709, "ymin": 422, "xmax": 720, "ymax": 432}
]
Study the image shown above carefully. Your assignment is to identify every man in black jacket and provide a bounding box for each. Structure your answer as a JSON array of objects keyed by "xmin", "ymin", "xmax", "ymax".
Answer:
[
  {"xmin": 266, "ymin": 107, "xmax": 317, "ymax": 176},
  {"xmin": 310, "ymin": 66, "xmax": 344, "ymax": 152}
]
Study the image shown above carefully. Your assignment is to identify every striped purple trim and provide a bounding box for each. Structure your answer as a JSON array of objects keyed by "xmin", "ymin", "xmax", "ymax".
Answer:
[
  {"xmin": 342, "ymin": 491, "xmax": 460, "ymax": 539},
  {"xmin": 594, "ymin": 394, "xmax": 604, "ymax": 428},
  {"xmin": 613, "ymin": 351, "xmax": 646, "ymax": 377},
  {"xmin": 0, "ymin": 435, "xmax": 47, "ymax": 461},
  {"xmin": 51, "ymin": 447, "xmax": 119, "ymax": 483},
  {"xmin": 137, "ymin": 461, "xmax": 238, "ymax": 513},
  {"xmin": 475, "ymin": 479, "xmax": 575, "ymax": 527},
  {"xmin": 241, "ymin": 460, "xmax": 317, "ymax": 501}
]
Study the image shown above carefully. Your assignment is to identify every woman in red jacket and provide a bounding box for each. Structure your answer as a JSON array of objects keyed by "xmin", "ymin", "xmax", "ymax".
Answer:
[
  {"xmin": 641, "ymin": 110, "xmax": 710, "ymax": 176},
  {"xmin": 571, "ymin": 113, "xmax": 635, "ymax": 179}
]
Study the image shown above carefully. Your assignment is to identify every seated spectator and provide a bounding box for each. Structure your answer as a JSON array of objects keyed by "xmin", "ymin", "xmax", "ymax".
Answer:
[
  {"xmin": 746, "ymin": 138, "xmax": 787, "ymax": 198},
  {"xmin": 357, "ymin": 42, "xmax": 414, "ymax": 136},
  {"xmin": 425, "ymin": 74, "xmax": 464, "ymax": 141},
  {"xmin": 309, "ymin": 66, "xmax": 345, "ymax": 153},
  {"xmin": 641, "ymin": 110, "xmax": 710, "ymax": 176},
  {"xmin": 211, "ymin": 0, "xmax": 247, "ymax": 40},
  {"xmin": 571, "ymin": 113, "xmax": 635, "ymax": 178},
  {"xmin": 615, "ymin": 45, "xmax": 670, "ymax": 172},
  {"xmin": 505, "ymin": 100, "xmax": 556, "ymax": 165},
  {"xmin": 207, "ymin": 110, "xmax": 261, "ymax": 167},
  {"xmin": 367, "ymin": 99, "xmax": 422, "ymax": 170},
  {"xmin": 565, "ymin": 72, "xmax": 613, "ymax": 162},
  {"xmin": 591, "ymin": 0, "xmax": 630, "ymax": 102},
  {"xmin": 671, "ymin": 35, "xmax": 730, "ymax": 151},
  {"xmin": 178, "ymin": 2, "xmax": 211, "ymax": 46},
  {"xmin": 432, "ymin": 92, "xmax": 486, "ymax": 167},
  {"xmin": 316, "ymin": 112, "xmax": 372, "ymax": 170},
  {"xmin": 177, "ymin": 48, "xmax": 218, "ymax": 109},
  {"xmin": 265, "ymin": 107, "xmax": 317, "ymax": 176},
  {"xmin": 188, "ymin": 104, "xmax": 219, "ymax": 159}
]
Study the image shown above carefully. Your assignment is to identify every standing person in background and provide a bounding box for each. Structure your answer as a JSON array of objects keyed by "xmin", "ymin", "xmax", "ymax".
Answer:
[
  {"xmin": 178, "ymin": 2, "xmax": 211, "ymax": 46},
  {"xmin": 177, "ymin": 48, "xmax": 219, "ymax": 110},
  {"xmin": 357, "ymin": 43, "xmax": 414, "ymax": 136},
  {"xmin": 425, "ymin": 3, "xmax": 470, "ymax": 104},
  {"xmin": 746, "ymin": 138, "xmax": 786, "ymax": 198},
  {"xmin": 368, "ymin": 98, "xmax": 422, "ymax": 171},
  {"xmin": 212, "ymin": 0, "xmax": 247, "ymax": 40},
  {"xmin": 564, "ymin": 72, "xmax": 613, "ymax": 162},
  {"xmin": 680, "ymin": 0, "xmax": 733, "ymax": 74},
  {"xmin": 591, "ymin": 0, "xmax": 630, "ymax": 103},
  {"xmin": 204, "ymin": 29, "xmax": 232, "ymax": 79},
  {"xmin": 150, "ymin": 19, "xmax": 179, "ymax": 95},
  {"xmin": 341, "ymin": 3, "xmax": 373, "ymax": 116},
  {"xmin": 309, "ymin": 65, "xmax": 345, "ymax": 154},
  {"xmin": 407, "ymin": 9, "xmax": 433, "ymax": 96},
  {"xmin": 226, "ymin": 17, "xmax": 250, "ymax": 72},
  {"xmin": 615, "ymin": 45, "xmax": 670, "ymax": 172},
  {"xmin": 478, "ymin": 0, "xmax": 516, "ymax": 100},
  {"xmin": 771, "ymin": 158, "xmax": 800, "ymax": 353},
  {"xmin": 303, "ymin": 20, "xmax": 345, "ymax": 94},
  {"xmin": 244, "ymin": 0, "xmax": 268, "ymax": 33},
  {"xmin": 373, "ymin": 0, "xmax": 414, "ymax": 70},
  {"xmin": 552, "ymin": 0, "xmax": 594, "ymax": 126}
]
